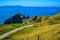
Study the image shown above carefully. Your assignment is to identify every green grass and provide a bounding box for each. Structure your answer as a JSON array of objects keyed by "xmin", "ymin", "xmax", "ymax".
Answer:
[
  {"xmin": 0, "ymin": 24, "xmax": 29, "ymax": 35},
  {"xmin": 1, "ymin": 13, "xmax": 60, "ymax": 40},
  {"xmin": 5, "ymin": 23, "xmax": 60, "ymax": 40}
]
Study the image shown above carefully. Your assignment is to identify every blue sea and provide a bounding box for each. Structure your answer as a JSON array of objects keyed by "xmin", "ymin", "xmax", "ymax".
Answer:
[{"xmin": 0, "ymin": 6, "xmax": 60, "ymax": 24}]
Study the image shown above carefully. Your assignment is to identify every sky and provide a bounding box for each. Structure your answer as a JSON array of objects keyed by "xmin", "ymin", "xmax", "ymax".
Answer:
[{"xmin": 0, "ymin": 0, "xmax": 60, "ymax": 7}]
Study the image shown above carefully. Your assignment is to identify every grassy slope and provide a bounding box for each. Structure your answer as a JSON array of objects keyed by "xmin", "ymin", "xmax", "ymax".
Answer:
[
  {"xmin": 2, "ymin": 13, "xmax": 60, "ymax": 40},
  {"xmin": 50, "ymin": 13, "xmax": 60, "ymax": 23},
  {"xmin": 7, "ymin": 24, "xmax": 60, "ymax": 40},
  {"xmin": 0, "ymin": 24, "xmax": 28, "ymax": 35}
]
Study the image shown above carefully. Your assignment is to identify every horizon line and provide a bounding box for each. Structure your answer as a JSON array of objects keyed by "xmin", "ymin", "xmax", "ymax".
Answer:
[{"xmin": 0, "ymin": 5, "xmax": 60, "ymax": 7}]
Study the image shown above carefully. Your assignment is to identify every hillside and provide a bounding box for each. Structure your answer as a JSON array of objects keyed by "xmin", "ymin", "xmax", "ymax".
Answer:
[
  {"xmin": 51, "ymin": 13, "xmax": 60, "ymax": 21},
  {"xmin": 3, "ymin": 23, "xmax": 60, "ymax": 40},
  {"xmin": 34, "ymin": 13, "xmax": 60, "ymax": 25},
  {"xmin": 48, "ymin": 13, "xmax": 60, "ymax": 24},
  {"xmin": 0, "ymin": 24, "xmax": 28, "ymax": 35},
  {"xmin": 2, "ymin": 13, "xmax": 60, "ymax": 40}
]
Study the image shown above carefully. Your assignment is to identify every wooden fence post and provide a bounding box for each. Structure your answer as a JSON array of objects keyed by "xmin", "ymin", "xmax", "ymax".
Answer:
[
  {"xmin": 37, "ymin": 35, "xmax": 39, "ymax": 40},
  {"xmin": 21, "ymin": 38, "xmax": 23, "ymax": 40},
  {"xmin": 27, "ymin": 37, "xmax": 28, "ymax": 40}
]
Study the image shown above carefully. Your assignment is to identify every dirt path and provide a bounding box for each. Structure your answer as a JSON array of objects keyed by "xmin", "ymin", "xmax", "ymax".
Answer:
[{"xmin": 0, "ymin": 25, "xmax": 33, "ymax": 40}]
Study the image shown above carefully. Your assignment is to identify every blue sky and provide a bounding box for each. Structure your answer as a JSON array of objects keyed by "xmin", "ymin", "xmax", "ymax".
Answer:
[{"xmin": 0, "ymin": 0, "xmax": 60, "ymax": 7}]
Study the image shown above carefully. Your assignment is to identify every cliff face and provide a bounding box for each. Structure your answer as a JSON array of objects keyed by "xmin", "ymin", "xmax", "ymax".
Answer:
[{"xmin": 4, "ymin": 13, "xmax": 28, "ymax": 24}]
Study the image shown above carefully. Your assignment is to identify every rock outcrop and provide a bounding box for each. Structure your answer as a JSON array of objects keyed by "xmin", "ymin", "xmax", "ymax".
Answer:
[{"xmin": 4, "ymin": 13, "xmax": 28, "ymax": 24}]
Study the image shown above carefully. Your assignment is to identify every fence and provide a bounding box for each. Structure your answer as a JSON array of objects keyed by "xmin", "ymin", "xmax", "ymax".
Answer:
[
  {"xmin": 3, "ymin": 35, "xmax": 60, "ymax": 40},
  {"xmin": 2, "ymin": 35, "xmax": 41, "ymax": 40}
]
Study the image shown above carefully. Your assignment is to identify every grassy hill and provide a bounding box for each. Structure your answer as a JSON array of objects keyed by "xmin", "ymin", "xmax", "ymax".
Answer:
[
  {"xmin": 41, "ymin": 13, "xmax": 60, "ymax": 25},
  {"xmin": 3, "ymin": 23, "xmax": 60, "ymax": 40},
  {"xmin": 0, "ymin": 24, "xmax": 28, "ymax": 35},
  {"xmin": 50, "ymin": 13, "xmax": 60, "ymax": 23},
  {"xmin": 2, "ymin": 13, "xmax": 60, "ymax": 40}
]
